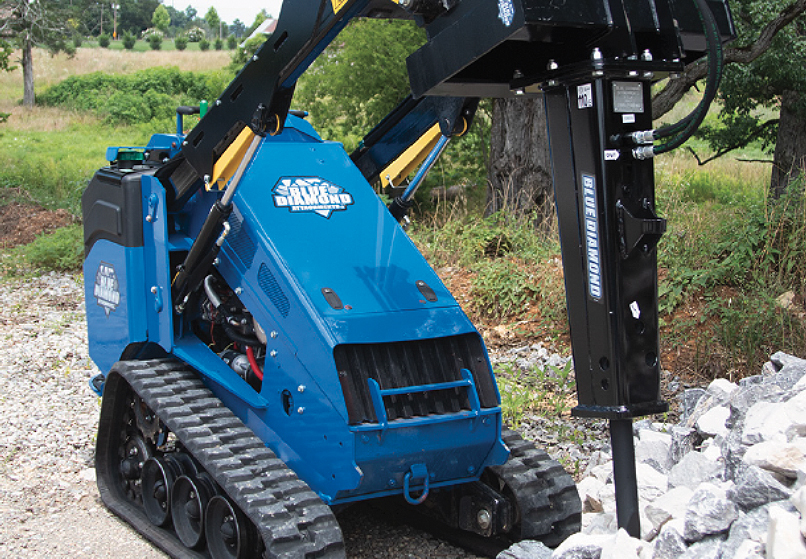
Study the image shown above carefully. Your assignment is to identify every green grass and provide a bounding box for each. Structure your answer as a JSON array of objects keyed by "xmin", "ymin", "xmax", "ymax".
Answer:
[{"xmin": 0, "ymin": 121, "xmax": 154, "ymax": 213}]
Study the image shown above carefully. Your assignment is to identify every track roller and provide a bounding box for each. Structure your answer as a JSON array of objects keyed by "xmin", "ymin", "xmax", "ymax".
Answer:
[
  {"xmin": 172, "ymin": 472, "xmax": 217, "ymax": 549},
  {"xmin": 205, "ymin": 495, "xmax": 260, "ymax": 559}
]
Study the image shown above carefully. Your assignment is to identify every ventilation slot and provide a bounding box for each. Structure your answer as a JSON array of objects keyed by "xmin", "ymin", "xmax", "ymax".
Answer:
[
  {"xmin": 334, "ymin": 334, "xmax": 498, "ymax": 425},
  {"xmin": 258, "ymin": 263, "xmax": 290, "ymax": 318},
  {"xmin": 227, "ymin": 211, "xmax": 257, "ymax": 267}
]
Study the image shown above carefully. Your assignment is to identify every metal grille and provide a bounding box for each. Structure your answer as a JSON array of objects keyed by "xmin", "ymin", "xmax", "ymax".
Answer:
[
  {"xmin": 258, "ymin": 263, "xmax": 290, "ymax": 318},
  {"xmin": 227, "ymin": 210, "xmax": 257, "ymax": 267},
  {"xmin": 334, "ymin": 333, "xmax": 498, "ymax": 425}
]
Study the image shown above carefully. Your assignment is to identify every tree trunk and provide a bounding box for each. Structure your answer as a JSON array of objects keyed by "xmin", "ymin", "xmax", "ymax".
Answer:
[
  {"xmin": 22, "ymin": 33, "xmax": 34, "ymax": 108},
  {"xmin": 486, "ymin": 97, "xmax": 554, "ymax": 225},
  {"xmin": 771, "ymin": 91, "xmax": 806, "ymax": 198}
]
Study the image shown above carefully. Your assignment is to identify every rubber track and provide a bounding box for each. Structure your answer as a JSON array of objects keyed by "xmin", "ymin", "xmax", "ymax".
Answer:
[
  {"xmin": 490, "ymin": 429, "xmax": 581, "ymax": 548},
  {"xmin": 102, "ymin": 359, "xmax": 346, "ymax": 559}
]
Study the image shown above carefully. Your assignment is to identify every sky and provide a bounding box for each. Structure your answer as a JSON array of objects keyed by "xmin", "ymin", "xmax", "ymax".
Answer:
[{"xmin": 167, "ymin": 0, "xmax": 285, "ymax": 26}]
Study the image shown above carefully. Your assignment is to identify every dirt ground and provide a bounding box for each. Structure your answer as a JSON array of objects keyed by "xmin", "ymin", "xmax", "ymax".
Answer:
[{"xmin": 0, "ymin": 202, "xmax": 75, "ymax": 248}]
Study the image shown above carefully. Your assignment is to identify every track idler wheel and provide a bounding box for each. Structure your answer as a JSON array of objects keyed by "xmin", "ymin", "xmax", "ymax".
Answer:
[
  {"xmin": 205, "ymin": 495, "xmax": 260, "ymax": 559},
  {"xmin": 171, "ymin": 472, "xmax": 216, "ymax": 549},
  {"xmin": 140, "ymin": 456, "xmax": 182, "ymax": 527}
]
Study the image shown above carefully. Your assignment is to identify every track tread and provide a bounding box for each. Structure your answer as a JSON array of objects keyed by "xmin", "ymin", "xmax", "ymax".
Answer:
[
  {"xmin": 490, "ymin": 429, "xmax": 581, "ymax": 547},
  {"xmin": 106, "ymin": 358, "xmax": 346, "ymax": 559}
]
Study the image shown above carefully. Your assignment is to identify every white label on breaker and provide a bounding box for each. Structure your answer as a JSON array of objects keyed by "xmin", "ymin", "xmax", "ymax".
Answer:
[
  {"xmin": 622, "ymin": 114, "xmax": 636, "ymax": 124},
  {"xmin": 578, "ymin": 84, "xmax": 593, "ymax": 109}
]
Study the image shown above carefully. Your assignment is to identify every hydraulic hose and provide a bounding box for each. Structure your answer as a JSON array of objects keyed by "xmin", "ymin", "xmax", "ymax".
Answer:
[
  {"xmin": 651, "ymin": 0, "xmax": 723, "ymax": 154},
  {"xmin": 246, "ymin": 346, "xmax": 264, "ymax": 381}
]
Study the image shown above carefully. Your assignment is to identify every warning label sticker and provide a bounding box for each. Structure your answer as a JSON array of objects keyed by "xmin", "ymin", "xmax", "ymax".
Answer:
[{"xmin": 331, "ymin": 0, "xmax": 349, "ymax": 13}]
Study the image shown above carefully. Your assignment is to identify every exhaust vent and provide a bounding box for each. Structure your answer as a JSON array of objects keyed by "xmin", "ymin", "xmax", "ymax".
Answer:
[
  {"xmin": 258, "ymin": 263, "xmax": 290, "ymax": 318},
  {"xmin": 227, "ymin": 210, "xmax": 257, "ymax": 267}
]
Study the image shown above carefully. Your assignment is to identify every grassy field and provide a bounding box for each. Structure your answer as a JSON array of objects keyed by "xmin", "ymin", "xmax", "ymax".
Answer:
[{"xmin": 0, "ymin": 47, "xmax": 231, "ymax": 211}]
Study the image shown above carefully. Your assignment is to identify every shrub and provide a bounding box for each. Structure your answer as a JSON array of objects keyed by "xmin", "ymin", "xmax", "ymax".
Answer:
[
  {"xmin": 199, "ymin": 38, "xmax": 210, "ymax": 51},
  {"xmin": 38, "ymin": 67, "xmax": 231, "ymax": 124},
  {"xmin": 186, "ymin": 27, "xmax": 205, "ymax": 42},
  {"xmin": 227, "ymin": 35, "xmax": 237, "ymax": 50},
  {"xmin": 72, "ymin": 35, "xmax": 82, "ymax": 48},
  {"xmin": 122, "ymin": 31, "xmax": 136, "ymax": 50},
  {"xmin": 174, "ymin": 35, "xmax": 188, "ymax": 51},
  {"xmin": 98, "ymin": 33, "xmax": 110, "ymax": 48},
  {"xmin": 214, "ymin": 38, "xmax": 223, "ymax": 50},
  {"xmin": 148, "ymin": 34, "xmax": 162, "ymax": 50}
]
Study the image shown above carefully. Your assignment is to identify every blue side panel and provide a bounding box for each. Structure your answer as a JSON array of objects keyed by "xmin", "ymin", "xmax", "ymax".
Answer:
[
  {"xmin": 84, "ymin": 240, "xmax": 147, "ymax": 374},
  {"xmin": 141, "ymin": 176, "xmax": 173, "ymax": 352}
]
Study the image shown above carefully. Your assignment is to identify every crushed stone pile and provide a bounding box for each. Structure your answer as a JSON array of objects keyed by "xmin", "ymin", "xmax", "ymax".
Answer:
[{"xmin": 499, "ymin": 352, "xmax": 806, "ymax": 559}]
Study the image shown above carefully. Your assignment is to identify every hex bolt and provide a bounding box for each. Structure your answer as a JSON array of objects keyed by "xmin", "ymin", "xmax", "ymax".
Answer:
[
  {"xmin": 297, "ymin": 407, "xmax": 305, "ymax": 414},
  {"xmin": 297, "ymin": 385, "xmax": 306, "ymax": 393},
  {"xmin": 477, "ymin": 509, "xmax": 492, "ymax": 531},
  {"xmin": 467, "ymin": 465, "xmax": 476, "ymax": 474},
  {"xmin": 146, "ymin": 215, "xmax": 153, "ymax": 222},
  {"xmin": 270, "ymin": 350, "xmax": 278, "ymax": 358},
  {"xmin": 641, "ymin": 49, "xmax": 653, "ymax": 62},
  {"xmin": 547, "ymin": 59, "xmax": 559, "ymax": 71},
  {"xmin": 270, "ymin": 331, "xmax": 278, "ymax": 339},
  {"xmin": 235, "ymin": 287, "xmax": 243, "ymax": 295},
  {"xmin": 216, "ymin": 100, "xmax": 222, "ymax": 106}
]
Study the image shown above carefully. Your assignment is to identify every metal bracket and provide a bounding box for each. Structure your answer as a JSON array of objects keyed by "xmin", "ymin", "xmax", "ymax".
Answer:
[{"xmin": 616, "ymin": 200, "xmax": 666, "ymax": 259}]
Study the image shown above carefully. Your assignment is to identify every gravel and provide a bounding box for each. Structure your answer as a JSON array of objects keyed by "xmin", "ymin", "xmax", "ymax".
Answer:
[{"xmin": 0, "ymin": 272, "xmax": 609, "ymax": 558}]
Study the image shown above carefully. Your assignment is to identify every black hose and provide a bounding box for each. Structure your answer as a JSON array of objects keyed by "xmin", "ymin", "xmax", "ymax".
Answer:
[
  {"xmin": 653, "ymin": 0, "xmax": 723, "ymax": 152},
  {"xmin": 223, "ymin": 324, "xmax": 262, "ymax": 348}
]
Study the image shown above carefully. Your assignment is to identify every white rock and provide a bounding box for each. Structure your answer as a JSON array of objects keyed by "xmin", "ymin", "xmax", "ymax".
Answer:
[
  {"xmin": 636, "ymin": 439, "xmax": 672, "ymax": 473},
  {"xmin": 701, "ymin": 439, "xmax": 724, "ymax": 462},
  {"xmin": 637, "ymin": 462, "xmax": 669, "ymax": 503},
  {"xmin": 744, "ymin": 391, "xmax": 806, "ymax": 445},
  {"xmin": 767, "ymin": 505, "xmax": 806, "ymax": 559},
  {"xmin": 734, "ymin": 540, "xmax": 764, "ymax": 559},
  {"xmin": 683, "ymin": 483, "xmax": 739, "ymax": 542},
  {"xmin": 640, "ymin": 429, "xmax": 673, "ymax": 446},
  {"xmin": 668, "ymin": 451, "xmax": 722, "ymax": 489},
  {"xmin": 552, "ymin": 532, "xmax": 612, "ymax": 559},
  {"xmin": 601, "ymin": 528, "xmax": 646, "ymax": 559},
  {"xmin": 790, "ymin": 486, "xmax": 806, "ymax": 539},
  {"xmin": 744, "ymin": 439, "xmax": 806, "ymax": 478},
  {"xmin": 696, "ymin": 406, "xmax": 730, "ymax": 438},
  {"xmin": 578, "ymin": 477, "xmax": 606, "ymax": 513},
  {"xmin": 645, "ymin": 486, "xmax": 694, "ymax": 528},
  {"xmin": 707, "ymin": 378, "xmax": 739, "ymax": 400},
  {"xmin": 590, "ymin": 462, "xmax": 614, "ymax": 484},
  {"xmin": 582, "ymin": 512, "xmax": 617, "ymax": 535}
]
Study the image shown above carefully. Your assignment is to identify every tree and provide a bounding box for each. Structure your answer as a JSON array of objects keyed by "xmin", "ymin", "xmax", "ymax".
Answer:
[
  {"xmin": 230, "ymin": 18, "xmax": 245, "ymax": 38},
  {"xmin": 117, "ymin": 0, "xmax": 160, "ymax": 36},
  {"xmin": 0, "ymin": 0, "xmax": 73, "ymax": 108},
  {"xmin": 205, "ymin": 6, "xmax": 220, "ymax": 39},
  {"xmin": 152, "ymin": 4, "xmax": 170, "ymax": 35},
  {"xmin": 487, "ymin": 98, "xmax": 553, "ymax": 222},
  {"xmin": 294, "ymin": 19, "xmax": 423, "ymax": 151},
  {"xmin": 185, "ymin": 6, "xmax": 197, "ymax": 21},
  {"xmin": 245, "ymin": 9, "xmax": 270, "ymax": 37},
  {"xmin": 653, "ymin": 0, "xmax": 806, "ymax": 197}
]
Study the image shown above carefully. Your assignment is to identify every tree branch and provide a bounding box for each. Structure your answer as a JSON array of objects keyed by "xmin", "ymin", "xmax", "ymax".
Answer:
[
  {"xmin": 685, "ymin": 118, "xmax": 779, "ymax": 165},
  {"xmin": 652, "ymin": 0, "xmax": 806, "ymax": 119}
]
